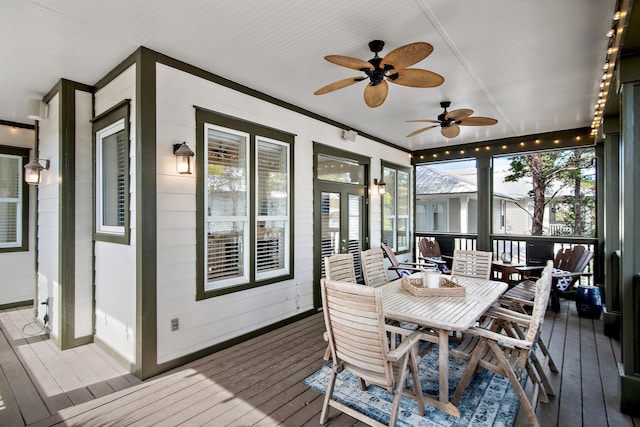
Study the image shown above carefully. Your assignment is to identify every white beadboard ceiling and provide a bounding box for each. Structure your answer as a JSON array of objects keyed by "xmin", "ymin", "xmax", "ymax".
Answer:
[{"xmin": 1, "ymin": 0, "xmax": 615, "ymax": 150}]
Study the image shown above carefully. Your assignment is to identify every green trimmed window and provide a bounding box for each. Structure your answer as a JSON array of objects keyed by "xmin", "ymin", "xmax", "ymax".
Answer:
[
  {"xmin": 92, "ymin": 101, "xmax": 130, "ymax": 244},
  {"xmin": 197, "ymin": 109, "xmax": 294, "ymax": 298},
  {"xmin": 382, "ymin": 162, "xmax": 410, "ymax": 253},
  {"xmin": 0, "ymin": 148, "xmax": 29, "ymax": 252}
]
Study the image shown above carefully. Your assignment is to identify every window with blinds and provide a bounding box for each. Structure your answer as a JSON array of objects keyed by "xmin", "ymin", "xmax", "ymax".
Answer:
[
  {"xmin": 0, "ymin": 154, "xmax": 22, "ymax": 248},
  {"xmin": 256, "ymin": 138, "xmax": 289, "ymax": 279},
  {"xmin": 94, "ymin": 107, "xmax": 129, "ymax": 243},
  {"xmin": 206, "ymin": 126, "xmax": 249, "ymax": 287},
  {"xmin": 202, "ymin": 120, "xmax": 292, "ymax": 294},
  {"xmin": 382, "ymin": 163, "xmax": 411, "ymax": 253}
]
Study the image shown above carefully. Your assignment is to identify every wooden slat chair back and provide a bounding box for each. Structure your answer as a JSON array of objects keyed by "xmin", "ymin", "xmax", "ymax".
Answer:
[
  {"xmin": 324, "ymin": 253, "xmax": 357, "ymax": 283},
  {"xmin": 361, "ymin": 248, "xmax": 389, "ymax": 287},
  {"xmin": 451, "ymin": 249, "xmax": 492, "ymax": 279},
  {"xmin": 451, "ymin": 264, "xmax": 553, "ymax": 427},
  {"xmin": 320, "ymin": 279, "xmax": 426, "ymax": 427},
  {"xmin": 417, "ymin": 238, "xmax": 451, "ymax": 273}
]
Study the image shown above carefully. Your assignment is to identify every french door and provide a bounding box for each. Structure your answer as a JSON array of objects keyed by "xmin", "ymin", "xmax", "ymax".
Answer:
[{"xmin": 313, "ymin": 145, "xmax": 370, "ymax": 308}]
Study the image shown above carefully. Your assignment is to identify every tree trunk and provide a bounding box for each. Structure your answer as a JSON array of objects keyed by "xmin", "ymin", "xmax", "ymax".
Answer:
[
  {"xmin": 528, "ymin": 154, "xmax": 545, "ymax": 235},
  {"xmin": 573, "ymin": 175, "xmax": 582, "ymax": 236}
]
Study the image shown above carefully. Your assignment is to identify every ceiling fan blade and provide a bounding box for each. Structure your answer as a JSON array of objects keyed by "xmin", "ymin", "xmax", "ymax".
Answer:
[
  {"xmin": 458, "ymin": 116, "xmax": 498, "ymax": 126},
  {"xmin": 364, "ymin": 80, "xmax": 388, "ymax": 108},
  {"xmin": 324, "ymin": 55, "xmax": 374, "ymax": 71},
  {"xmin": 389, "ymin": 69, "xmax": 444, "ymax": 88},
  {"xmin": 381, "ymin": 42, "xmax": 433, "ymax": 70},
  {"xmin": 445, "ymin": 108, "xmax": 473, "ymax": 121},
  {"xmin": 441, "ymin": 124, "xmax": 461, "ymax": 138},
  {"xmin": 314, "ymin": 77, "xmax": 365, "ymax": 95},
  {"xmin": 406, "ymin": 125, "xmax": 439, "ymax": 137},
  {"xmin": 406, "ymin": 119, "xmax": 441, "ymax": 123}
]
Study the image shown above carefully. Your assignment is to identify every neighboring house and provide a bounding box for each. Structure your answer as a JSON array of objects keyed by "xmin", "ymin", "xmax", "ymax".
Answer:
[{"xmin": 415, "ymin": 165, "xmax": 594, "ymax": 236}]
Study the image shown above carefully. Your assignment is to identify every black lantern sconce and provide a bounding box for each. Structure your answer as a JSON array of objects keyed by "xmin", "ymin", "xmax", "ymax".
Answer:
[
  {"xmin": 173, "ymin": 142, "xmax": 195, "ymax": 175},
  {"xmin": 373, "ymin": 178, "xmax": 386, "ymax": 195},
  {"xmin": 24, "ymin": 159, "xmax": 50, "ymax": 185}
]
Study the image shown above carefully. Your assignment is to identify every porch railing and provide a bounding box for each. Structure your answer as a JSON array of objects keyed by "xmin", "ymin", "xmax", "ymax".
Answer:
[{"xmin": 415, "ymin": 232, "xmax": 597, "ymax": 286}]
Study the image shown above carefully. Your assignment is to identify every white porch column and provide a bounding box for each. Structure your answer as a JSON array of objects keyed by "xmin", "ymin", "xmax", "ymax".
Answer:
[{"xmin": 460, "ymin": 196, "xmax": 469, "ymax": 234}]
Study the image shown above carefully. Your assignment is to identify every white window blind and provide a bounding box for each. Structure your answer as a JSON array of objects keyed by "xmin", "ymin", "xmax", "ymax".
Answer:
[
  {"xmin": 96, "ymin": 118, "xmax": 127, "ymax": 234},
  {"xmin": 256, "ymin": 138, "xmax": 289, "ymax": 279},
  {"xmin": 206, "ymin": 126, "xmax": 249, "ymax": 288}
]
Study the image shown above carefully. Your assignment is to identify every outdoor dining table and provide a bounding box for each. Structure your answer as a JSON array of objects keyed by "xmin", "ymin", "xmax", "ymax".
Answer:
[{"xmin": 380, "ymin": 275, "xmax": 508, "ymax": 417}]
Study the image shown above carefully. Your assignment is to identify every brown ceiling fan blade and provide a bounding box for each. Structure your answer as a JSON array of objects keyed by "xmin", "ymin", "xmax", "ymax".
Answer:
[
  {"xmin": 389, "ymin": 69, "xmax": 444, "ymax": 88},
  {"xmin": 324, "ymin": 55, "xmax": 374, "ymax": 71},
  {"xmin": 441, "ymin": 124, "xmax": 460, "ymax": 138},
  {"xmin": 381, "ymin": 42, "xmax": 433, "ymax": 70},
  {"xmin": 445, "ymin": 108, "xmax": 473, "ymax": 121},
  {"xmin": 458, "ymin": 116, "xmax": 498, "ymax": 126},
  {"xmin": 406, "ymin": 125, "xmax": 439, "ymax": 137},
  {"xmin": 314, "ymin": 77, "xmax": 364, "ymax": 95},
  {"xmin": 406, "ymin": 119, "xmax": 441, "ymax": 123},
  {"xmin": 364, "ymin": 80, "xmax": 388, "ymax": 108}
]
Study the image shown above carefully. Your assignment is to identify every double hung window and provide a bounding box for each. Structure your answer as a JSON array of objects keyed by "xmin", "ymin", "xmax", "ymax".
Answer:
[{"xmin": 198, "ymin": 109, "xmax": 293, "ymax": 297}]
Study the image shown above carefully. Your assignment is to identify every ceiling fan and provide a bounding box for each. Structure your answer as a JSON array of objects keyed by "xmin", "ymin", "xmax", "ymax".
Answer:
[
  {"xmin": 314, "ymin": 40, "xmax": 444, "ymax": 108},
  {"xmin": 406, "ymin": 101, "xmax": 498, "ymax": 138}
]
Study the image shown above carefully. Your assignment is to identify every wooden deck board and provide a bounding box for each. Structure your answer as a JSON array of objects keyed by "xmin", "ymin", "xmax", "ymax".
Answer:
[
  {"xmin": 1, "ymin": 300, "xmax": 637, "ymax": 427},
  {"xmin": 581, "ymin": 314, "xmax": 608, "ymax": 427}
]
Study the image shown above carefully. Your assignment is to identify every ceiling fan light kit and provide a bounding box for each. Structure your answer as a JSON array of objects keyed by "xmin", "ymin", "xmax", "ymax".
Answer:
[
  {"xmin": 406, "ymin": 101, "xmax": 498, "ymax": 138},
  {"xmin": 315, "ymin": 39, "xmax": 496, "ymax": 139},
  {"xmin": 314, "ymin": 40, "xmax": 444, "ymax": 108}
]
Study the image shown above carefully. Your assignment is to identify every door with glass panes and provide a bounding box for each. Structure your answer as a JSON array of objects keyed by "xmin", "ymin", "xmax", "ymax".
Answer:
[{"xmin": 313, "ymin": 149, "xmax": 369, "ymax": 307}]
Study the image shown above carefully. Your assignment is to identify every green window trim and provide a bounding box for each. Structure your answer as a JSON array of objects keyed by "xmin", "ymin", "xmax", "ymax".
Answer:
[
  {"xmin": 92, "ymin": 100, "xmax": 131, "ymax": 244},
  {"xmin": 381, "ymin": 161, "xmax": 411, "ymax": 254},
  {"xmin": 195, "ymin": 107, "xmax": 295, "ymax": 300},
  {"xmin": 0, "ymin": 146, "xmax": 30, "ymax": 253}
]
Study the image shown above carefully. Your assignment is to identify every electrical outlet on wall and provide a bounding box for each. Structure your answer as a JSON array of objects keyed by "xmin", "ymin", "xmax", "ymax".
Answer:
[{"xmin": 171, "ymin": 318, "xmax": 179, "ymax": 331}]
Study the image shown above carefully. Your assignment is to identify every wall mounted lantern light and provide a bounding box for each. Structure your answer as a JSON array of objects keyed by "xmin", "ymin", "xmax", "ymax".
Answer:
[
  {"xmin": 24, "ymin": 159, "xmax": 50, "ymax": 185},
  {"xmin": 173, "ymin": 142, "xmax": 195, "ymax": 174},
  {"xmin": 373, "ymin": 178, "xmax": 386, "ymax": 195}
]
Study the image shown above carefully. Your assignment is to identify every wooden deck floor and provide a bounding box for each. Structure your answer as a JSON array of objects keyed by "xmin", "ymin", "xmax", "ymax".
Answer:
[{"xmin": 1, "ymin": 299, "xmax": 639, "ymax": 427}]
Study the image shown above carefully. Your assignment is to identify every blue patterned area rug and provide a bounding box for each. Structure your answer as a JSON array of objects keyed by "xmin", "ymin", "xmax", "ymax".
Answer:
[{"xmin": 303, "ymin": 345, "xmax": 521, "ymax": 426}]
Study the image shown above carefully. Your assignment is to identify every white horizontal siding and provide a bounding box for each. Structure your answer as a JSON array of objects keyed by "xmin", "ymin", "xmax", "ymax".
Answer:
[
  {"xmin": 155, "ymin": 63, "xmax": 410, "ymax": 364},
  {"xmin": 35, "ymin": 94, "xmax": 60, "ymax": 335},
  {"xmin": 93, "ymin": 65, "xmax": 137, "ymax": 363}
]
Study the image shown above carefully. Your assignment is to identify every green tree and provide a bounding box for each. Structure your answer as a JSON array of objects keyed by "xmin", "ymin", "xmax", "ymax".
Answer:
[{"xmin": 504, "ymin": 148, "xmax": 595, "ymax": 236}]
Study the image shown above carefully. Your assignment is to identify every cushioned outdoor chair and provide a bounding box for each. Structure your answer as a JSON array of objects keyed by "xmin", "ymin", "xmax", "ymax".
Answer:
[
  {"xmin": 506, "ymin": 245, "xmax": 594, "ymax": 312},
  {"xmin": 451, "ymin": 264, "xmax": 554, "ymax": 427},
  {"xmin": 381, "ymin": 242, "xmax": 436, "ymax": 278},
  {"xmin": 361, "ymin": 248, "xmax": 389, "ymax": 287},
  {"xmin": 450, "ymin": 249, "xmax": 493, "ymax": 280},
  {"xmin": 320, "ymin": 279, "xmax": 426, "ymax": 427},
  {"xmin": 417, "ymin": 238, "xmax": 451, "ymax": 273}
]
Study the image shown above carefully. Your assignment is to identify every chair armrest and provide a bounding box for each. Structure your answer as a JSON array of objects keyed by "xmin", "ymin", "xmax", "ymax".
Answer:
[
  {"xmin": 463, "ymin": 326, "xmax": 533, "ymax": 350},
  {"xmin": 386, "ymin": 330, "xmax": 422, "ymax": 362},
  {"xmin": 485, "ymin": 306, "xmax": 532, "ymax": 326},
  {"xmin": 418, "ymin": 256, "xmax": 447, "ymax": 265},
  {"xmin": 500, "ymin": 295, "xmax": 535, "ymax": 307},
  {"xmin": 516, "ymin": 266, "xmax": 544, "ymax": 273}
]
